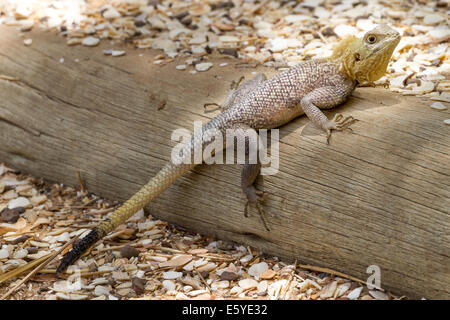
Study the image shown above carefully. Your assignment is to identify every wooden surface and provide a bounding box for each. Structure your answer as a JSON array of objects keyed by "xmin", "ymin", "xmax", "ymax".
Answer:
[{"xmin": 0, "ymin": 25, "xmax": 449, "ymax": 299}]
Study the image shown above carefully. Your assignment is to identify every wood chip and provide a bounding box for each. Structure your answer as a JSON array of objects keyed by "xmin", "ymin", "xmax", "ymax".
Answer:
[{"xmin": 159, "ymin": 255, "xmax": 193, "ymax": 268}]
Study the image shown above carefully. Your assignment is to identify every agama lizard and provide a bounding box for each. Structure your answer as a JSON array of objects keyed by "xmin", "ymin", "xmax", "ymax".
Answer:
[{"xmin": 57, "ymin": 25, "xmax": 400, "ymax": 273}]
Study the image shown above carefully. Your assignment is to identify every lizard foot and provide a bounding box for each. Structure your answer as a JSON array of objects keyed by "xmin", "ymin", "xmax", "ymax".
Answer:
[
  {"xmin": 324, "ymin": 113, "xmax": 359, "ymax": 144},
  {"xmin": 230, "ymin": 76, "xmax": 245, "ymax": 90},
  {"xmin": 203, "ymin": 102, "xmax": 223, "ymax": 113},
  {"xmin": 203, "ymin": 76, "xmax": 245, "ymax": 113},
  {"xmin": 244, "ymin": 186, "xmax": 270, "ymax": 231}
]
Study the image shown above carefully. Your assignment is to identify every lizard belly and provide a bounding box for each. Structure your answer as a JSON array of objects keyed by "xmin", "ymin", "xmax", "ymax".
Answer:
[{"xmin": 252, "ymin": 103, "xmax": 305, "ymax": 129}]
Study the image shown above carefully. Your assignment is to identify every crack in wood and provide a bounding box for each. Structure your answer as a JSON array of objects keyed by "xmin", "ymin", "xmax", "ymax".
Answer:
[{"xmin": 0, "ymin": 115, "xmax": 41, "ymax": 137}]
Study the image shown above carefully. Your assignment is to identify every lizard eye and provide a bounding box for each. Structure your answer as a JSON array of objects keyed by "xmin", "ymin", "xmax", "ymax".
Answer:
[{"xmin": 366, "ymin": 34, "xmax": 377, "ymax": 44}]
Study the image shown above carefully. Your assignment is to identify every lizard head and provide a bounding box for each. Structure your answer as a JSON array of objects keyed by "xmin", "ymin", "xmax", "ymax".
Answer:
[{"xmin": 331, "ymin": 24, "xmax": 401, "ymax": 84}]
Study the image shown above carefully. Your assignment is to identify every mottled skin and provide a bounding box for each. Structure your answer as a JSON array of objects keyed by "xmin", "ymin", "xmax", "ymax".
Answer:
[{"xmin": 57, "ymin": 25, "xmax": 400, "ymax": 274}]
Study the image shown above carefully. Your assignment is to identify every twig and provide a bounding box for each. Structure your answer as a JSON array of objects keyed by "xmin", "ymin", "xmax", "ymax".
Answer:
[
  {"xmin": 91, "ymin": 242, "xmax": 140, "ymax": 254},
  {"xmin": 296, "ymin": 263, "xmax": 384, "ymax": 292},
  {"xmin": 196, "ymin": 254, "xmax": 235, "ymax": 262},
  {"xmin": 103, "ymin": 229, "xmax": 129, "ymax": 240},
  {"xmin": 77, "ymin": 171, "xmax": 85, "ymax": 192},
  {"xmin": 38, "ymin": 269, "xmax": 113, "ymax": 277},
  {"xmin": 47, "ymin": 228, "xmax": 71, "ymax": 236},
  {"xmin": 194, "ymin": 266, "xmax": 211, "ymax": 292},
  {"xmin": 70, "ymin": 224, "xmax": 100, "ymax": 229},
  {"xmin": 0, "ymin": 253, "xmax": 52, "ymax": 284},
  {"xmin": 39, "ymin": 268, "xmax": 89, "ymax": 274},
  {"xmin": 280, "ymin": 259, "xmax": 297, "ymax": 300},
  {"xmin": 146, "ymin": 245, "xmax": 185, "ymax": 254},
  {"xmin": 76, "ymin": 270, "xmax": 114, "ymax": 277},
  {"xmin": 316, "ymin": 30, "xmax": 328, "ymax": 43},
  {"xmin": 0, "ymin": 74, "xmax": 20, "ymax": 81},
  {"xmin": 0, "ymin": 238, "xmax": 75, "ymax": 300},
  {"xmin": 49, "ymin": 197, "xmax": 99, "ymax": 209},
  {"xmin": 88, "ymin": 207, "xmax": 116, "ymax": 215}
]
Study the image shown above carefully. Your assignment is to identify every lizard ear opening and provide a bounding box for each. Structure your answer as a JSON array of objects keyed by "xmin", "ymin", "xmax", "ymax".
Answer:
[{"xmin": 354, "ymin": 52, "xmax": 361, "ymax": 62}]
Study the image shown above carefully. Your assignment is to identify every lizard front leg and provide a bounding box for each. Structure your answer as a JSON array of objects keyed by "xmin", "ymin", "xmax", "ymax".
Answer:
[{"xmin": 300, "ymin": 86, "xmax": 358, "ymax": 144}]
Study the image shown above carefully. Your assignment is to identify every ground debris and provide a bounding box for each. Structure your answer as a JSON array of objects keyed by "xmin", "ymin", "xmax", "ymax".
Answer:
[{"xmin": 0, "ymin": 0, "xmax": 447, "ymax": 102}]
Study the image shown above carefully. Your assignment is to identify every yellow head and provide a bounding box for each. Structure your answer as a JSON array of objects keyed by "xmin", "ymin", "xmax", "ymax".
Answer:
[{"xmin": 331, "ymin": 25, "xmax": 401, "ymax": 84}]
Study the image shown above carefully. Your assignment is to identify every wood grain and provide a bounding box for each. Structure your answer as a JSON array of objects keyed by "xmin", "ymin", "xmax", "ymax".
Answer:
[{"xmin": 0, "ymin": 25, "xmax": 448, "ymax": 299}]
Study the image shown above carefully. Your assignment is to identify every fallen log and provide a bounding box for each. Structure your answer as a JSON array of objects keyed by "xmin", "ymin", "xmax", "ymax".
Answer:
[{"xmin": 0, "ymin": 25, "xmax": 448, "ymax": 299}]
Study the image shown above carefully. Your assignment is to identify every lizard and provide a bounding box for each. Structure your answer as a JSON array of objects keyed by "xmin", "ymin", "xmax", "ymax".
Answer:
[{"xmin": 56, "ymin": 24, "xmax": 400, "ymax": 274}]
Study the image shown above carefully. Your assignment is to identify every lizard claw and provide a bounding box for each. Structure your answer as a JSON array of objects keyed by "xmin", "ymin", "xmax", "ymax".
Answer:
[
  {"xmin": 230, "ymin": 76, "xmax": 245, "ymax": 90},
  {"xmin": 325, "ymin": 113, "xmax": 359, "ymax": 144},
  {"xmin": 244, "ymin": 188, "xmax": 270, "ymax": 231},
  {"xmin": 203, "ymin": 76, "xmax": 250, "ymax": 114},
  {"xmin": 203, "ymin": 102, "xmax": 223, "ymax": 113}
]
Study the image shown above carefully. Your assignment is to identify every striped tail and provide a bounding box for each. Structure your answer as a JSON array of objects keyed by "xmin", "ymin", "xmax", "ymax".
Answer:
[{"xmin": 56, "ymin": 162, "xmax": 194, "ymax": 274}]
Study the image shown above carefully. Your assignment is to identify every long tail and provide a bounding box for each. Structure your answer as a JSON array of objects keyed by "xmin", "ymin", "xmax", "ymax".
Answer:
[
  {"xmin": 56, "ymin": 162, "xmax": 194, "ymax": 273},
  {"xmin": 57, "ymin": 113, "xmax": 228, "ymax": 273}
]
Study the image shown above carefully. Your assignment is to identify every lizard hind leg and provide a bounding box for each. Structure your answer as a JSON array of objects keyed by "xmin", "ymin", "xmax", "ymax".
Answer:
[
  {"xmin": 242, "ymin": 163, "xmax": 270, "ymax": 231},
  {"xmin": 226, "ymin": 123, "xmax": 272, "ymax": 231},
  {"xmin": 204, "ymin": 73, "xmax": 266, "ymax": 113},
  {"xmin": 232, "ymin": 122, "xmax": 271, "ymax": 231}
]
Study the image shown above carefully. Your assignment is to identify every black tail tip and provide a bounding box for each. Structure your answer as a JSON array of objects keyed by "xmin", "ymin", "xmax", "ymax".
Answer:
[{"xmin": 56, "ymin": 229, "xmax": 100, "ymax": 275}]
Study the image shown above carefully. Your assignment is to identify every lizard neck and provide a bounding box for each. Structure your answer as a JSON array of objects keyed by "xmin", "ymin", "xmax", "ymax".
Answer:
[{"xmin": 327, "ymin": 36, "xmax": 360, "ymax": 82}]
